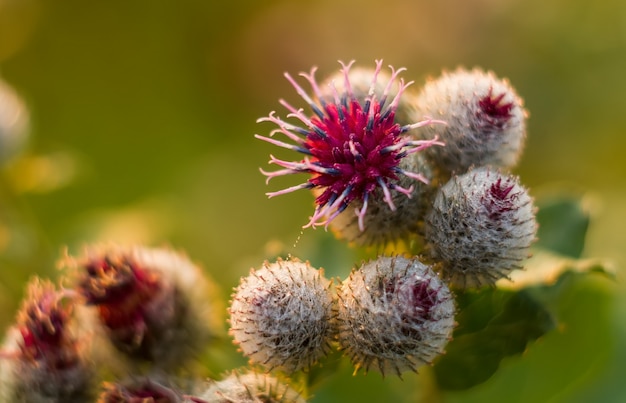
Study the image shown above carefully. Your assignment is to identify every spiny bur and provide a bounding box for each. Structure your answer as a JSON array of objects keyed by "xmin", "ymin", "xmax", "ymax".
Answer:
[
  {"xmin": 336, "ymin": 255, "xmax": 455, "ymax": 377},
  {"xmin": 425, "ymin": 167, "xmax": 538, "ymax": 288},
  {"xmin": 410, "ymin": 67, "xmax": 527, "ymax": 181},
  {"xmin": 229, "ymin": 258, "xmax": 334, "ymax": 373}
]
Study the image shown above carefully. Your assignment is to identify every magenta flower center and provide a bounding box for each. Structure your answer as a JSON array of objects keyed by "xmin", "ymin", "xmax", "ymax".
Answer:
[
  {"xmin": 256, "ymin": 60, "xmax": 443, "ymax": 230},
  {"xmin": 307, "ymin": 99, "xmax": 402, "ymax": 212}
]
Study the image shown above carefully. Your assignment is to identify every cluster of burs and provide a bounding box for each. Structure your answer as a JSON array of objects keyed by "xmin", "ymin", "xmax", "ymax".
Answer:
[{"xmin": 0, "ymin": 60, "xmax": 537, "ymax": 403}]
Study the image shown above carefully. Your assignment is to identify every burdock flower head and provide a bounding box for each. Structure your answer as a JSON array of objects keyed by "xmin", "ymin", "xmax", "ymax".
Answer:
[
  {"xmin": 0, "ymin": 278, "xmax": 95, "ymax": 401},
  {"xmin": 61, "ymin": 244, "xmax": 222, "ymax": 370},
  {"xmin": 256, "ymin": 60, "xmax": 443, "ymax": 232}
]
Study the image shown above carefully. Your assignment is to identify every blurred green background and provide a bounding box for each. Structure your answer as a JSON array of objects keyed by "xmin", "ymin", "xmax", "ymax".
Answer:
[{"xmin": 1, "ymin": 0, "xmax": 625, "ymax": 401}]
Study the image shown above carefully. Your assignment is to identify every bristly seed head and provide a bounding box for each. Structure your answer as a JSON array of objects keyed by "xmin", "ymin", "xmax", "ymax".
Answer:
[{"xmin": 256, "ymin": 60, "xmax": 444, "ymax": 231}]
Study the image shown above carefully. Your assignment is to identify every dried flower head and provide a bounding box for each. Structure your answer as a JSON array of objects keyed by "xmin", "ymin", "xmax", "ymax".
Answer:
[
  {"xmin": 410, "ymin": 67, "xmax": 527, "ymax": 180},
  {"xmin": 62, "ymin": 244, "xmax": 221, "ymax": 369},
  {"xmin": 0, "ymin": 77, "xmax": 30, "ymax": 164},
  {"xmin": 197, "ymin": 370, "xmax": 305, "ymax": 403},
  {"xmin": 0, "ymin": 278, "xmax": 94, "ymax": 402},
  {"xmin": 229, "ymin": 258, "xmax": 334, "ymax": 373},
  {"xmin": 336, "ymin": 256, "xmax": 455, "ymax": 376},
  {"xmin": 256, "ymin": 60, "xmax": 443, "ymax": 231},
  {"xmin": 424, "ymin": 167, "xmax": 538, "ymax": 288}
]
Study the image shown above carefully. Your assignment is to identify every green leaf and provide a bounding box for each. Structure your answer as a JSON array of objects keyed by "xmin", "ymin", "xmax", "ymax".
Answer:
[
  {"xmin": 441, "ymin": 270, "xmax": 619, "ymax": 403},
  {"xmin": 499, "ymin": 249, "xmax": 614, "ymax": 290},
  {"xmin": 535, "ymin": 195, "xmax": 590, "ymax": 258},
  {"xmin": 433, "ymin": 288, "xmax": 556, "ymax": 390}
]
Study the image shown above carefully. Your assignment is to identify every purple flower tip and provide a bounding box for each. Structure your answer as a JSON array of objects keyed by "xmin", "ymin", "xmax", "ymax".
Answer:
[
  {"xmin": 477, "ymin": 88, "xmax": 514, "ymax": 130},
  {"xmin": 485, "ymin": 177, "xmax": 519, "ymax": 219}
]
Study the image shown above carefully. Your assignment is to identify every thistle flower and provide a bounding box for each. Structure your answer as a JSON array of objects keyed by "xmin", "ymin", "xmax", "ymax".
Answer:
[
  {"xmin": 336, "ymin": 256, "xmax": 455, "ymax": 377},
  {"xmin": 307, "ymin": 66, "xmax": 439, "ymax": 246},
  {"xmin": 410, "ymin": 67, "xmax": 527, "ymax": 180},
  {"xmin": 424, "ymin": 167, "xmax": 538, "ymax": 288},
  {"xmin": 197, "ymin": 370, "xmax": 305, "ymax": 403},
  {"xmin": 61, "ymin": 244, "xmax": 222, "ymax": 369},
  {"xmin": 228, "ymin": 258, "xmax": 334, "ymax": 373},
  {"xmin": 256, "ymin": 60, "xmax": 443, "ymax": 232},
  {"xmin": 0, "ymin": 278, "xmax": 95, "ymax": 402},
  {"xmin": 0, "ymin": 76, "xmax": 30, "ymax": 165}
]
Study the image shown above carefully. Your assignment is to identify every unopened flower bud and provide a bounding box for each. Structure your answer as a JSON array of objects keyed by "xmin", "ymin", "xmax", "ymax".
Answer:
[
  {"xmin": 197, "ymin": 370, "xmax": 305, "ymax": 403},
  {"xmin": 411, "ymin": 68, "xmax": 527, "ymax": 179},
  {"xmin": 229, "ymin": 258, "xmax": 334, "ymax": 373},
  {"xmin": 0, "ymin": 278, "xmax": 95, "ymax": 402},
  {"xmin": 425, "ymin": 167, "xmax": 538, "ymax": 288},
  {"xmin": 336, "ymin": 256, "xmax": 455, "ymax": 376},
  {"xmin": 61, "ymin": 244, "xmax": 222, "ymax": 369}
]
